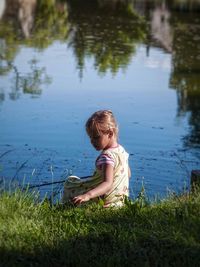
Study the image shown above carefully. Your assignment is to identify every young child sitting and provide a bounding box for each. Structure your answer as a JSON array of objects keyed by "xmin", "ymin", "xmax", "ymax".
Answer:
[{"xmin": 62, "ymin": 110, "xmax": 131, "ymax": 208}]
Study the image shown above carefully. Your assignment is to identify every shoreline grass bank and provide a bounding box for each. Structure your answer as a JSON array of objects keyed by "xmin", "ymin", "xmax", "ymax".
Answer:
[{"xmin": 0, "ymin": 189, "xmax": 200, "ymax": 267}]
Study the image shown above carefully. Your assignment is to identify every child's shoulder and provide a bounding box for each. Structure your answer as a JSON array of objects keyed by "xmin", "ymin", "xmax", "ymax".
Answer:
[{"xmin": 103, "ymin": 144, "xmax": 128, "ymax": 155}]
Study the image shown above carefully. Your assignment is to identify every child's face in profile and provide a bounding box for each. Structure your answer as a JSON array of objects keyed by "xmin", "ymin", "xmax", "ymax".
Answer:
[{"xmin": 89, "ymin": 131, "xmax": 111, "ymax": 151}]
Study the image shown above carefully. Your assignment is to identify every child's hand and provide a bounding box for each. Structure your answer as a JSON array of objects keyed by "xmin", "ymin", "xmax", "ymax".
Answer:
[{"xmin": 72, "ymin": 193, "xmax": 90, "ymax": 205}]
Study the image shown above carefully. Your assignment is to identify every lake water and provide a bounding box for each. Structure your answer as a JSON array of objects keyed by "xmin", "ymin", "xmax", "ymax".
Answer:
[{"xmin": 0, "ymin": 0, "xmax": 200, "ymax": 200}]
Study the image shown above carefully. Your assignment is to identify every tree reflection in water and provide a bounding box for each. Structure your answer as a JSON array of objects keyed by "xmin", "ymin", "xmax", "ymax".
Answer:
[
  {"xmin": 0, "ymin": 0, "xmax": 69, "ymax": 98},
  {"xmin": 0, "ymin": 0, "xmax": 69, "ymax": 66},
  {"xmin": 169, "ymin": 11, "xmax": 200, "ymax": 148},
  {"xmin": 0, "ymin": 0, "xmax": 200, "ymax": 150},
  {"xmin": 67, "ymin": 0, "xmax": 147, "ymax": 77},
  {"xmin": 9, "ymin": 59, "xmax": 52, "ymax": 100}
]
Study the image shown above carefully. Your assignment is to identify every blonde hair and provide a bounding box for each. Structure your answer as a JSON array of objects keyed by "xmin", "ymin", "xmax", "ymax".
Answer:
[{"xmin": 86, "ymin": 110, "xmax": 118, "ymax": 138}]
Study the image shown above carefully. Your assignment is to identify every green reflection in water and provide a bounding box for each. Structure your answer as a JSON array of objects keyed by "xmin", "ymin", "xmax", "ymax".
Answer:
[
  {"xmin": 0, "ymin": 22, "xmax": 19, "ymax": 75},
  {"xmin": 10, "ymin": 59, "xmax": 52, "ymax": 100},
  {"xmin": 67, "ymin": 0, "xmax": 147, "ymax": 76},
  {"xmin": 169, "ymin": 11, "xmax": 200, "ymax": 148},
  {"xmin": 0, "ymin": 0, "xmax": 200, "ymax": 149},
  {"xmin": 0, "ymin": 0, "xmax": 69, "ymax": 75},
  {"xmin": 29, "ymin": 1, "xmax": 69, "ymax": 49}
]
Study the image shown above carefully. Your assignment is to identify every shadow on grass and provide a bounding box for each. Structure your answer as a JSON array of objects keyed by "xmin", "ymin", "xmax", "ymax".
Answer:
[{"xmin": 1, "ymin": 227, "xmax": 200, "ymax": 267}]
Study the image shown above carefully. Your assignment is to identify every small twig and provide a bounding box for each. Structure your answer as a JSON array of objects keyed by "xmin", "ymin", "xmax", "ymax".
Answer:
[
  {"xmin": 34, "ymin": 158, "xmax": 51, "ymax": 180},
  {"xmin": 12, "ymin": 160, "xmax": 29, "ymax": 182},
  {"xmin": 173, "ymin": 152, "xmax": 190, "ymax": 178},
  {"xmin": 0, "ymin": 149, "xmax": 15, "ymax": 159},
  {"xmin": 50, "ymin": 165, "xmax": 54, "ymax": 205}
]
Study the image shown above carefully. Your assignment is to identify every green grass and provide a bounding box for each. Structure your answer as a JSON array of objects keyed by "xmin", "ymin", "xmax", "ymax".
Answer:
[{"xmin": 0, "ymin": 188, "xmax": 200, "ymax": 267}]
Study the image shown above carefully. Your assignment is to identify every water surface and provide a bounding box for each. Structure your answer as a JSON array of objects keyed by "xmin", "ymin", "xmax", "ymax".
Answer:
[{"xmin": 0, "ymin": 0, "xmax": 200, "ymax": 199}]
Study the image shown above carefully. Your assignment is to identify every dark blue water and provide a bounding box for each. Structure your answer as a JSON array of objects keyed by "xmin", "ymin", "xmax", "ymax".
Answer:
[{"xmin": 0, "ymin": 0, "xmax": 200, "ymax": 200}]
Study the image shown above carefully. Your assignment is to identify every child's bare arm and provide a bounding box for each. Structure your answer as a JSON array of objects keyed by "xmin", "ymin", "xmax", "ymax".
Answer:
[{"xmin": 73, "ymin": 164, "xmax": 114, "ymax": 204}]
